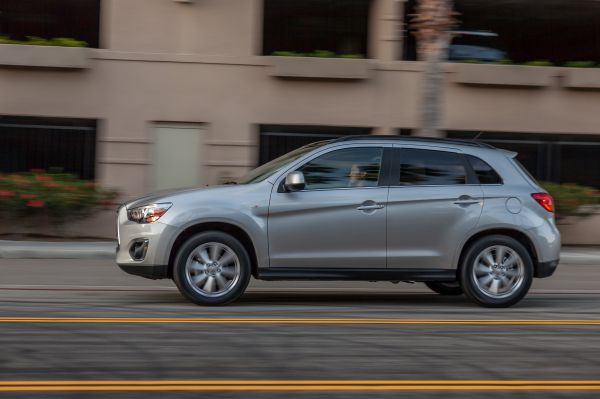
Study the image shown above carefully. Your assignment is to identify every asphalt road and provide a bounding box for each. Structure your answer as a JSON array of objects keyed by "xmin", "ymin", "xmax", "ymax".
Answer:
[{"xmin": 1, "ymin": 258, "xmax": 600, "ymax": 398}]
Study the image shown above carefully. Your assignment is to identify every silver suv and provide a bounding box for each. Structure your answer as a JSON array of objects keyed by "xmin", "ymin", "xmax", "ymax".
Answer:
[{"xmin": 116, "ymin": 136, "xmax": 560, "ymax": 307}]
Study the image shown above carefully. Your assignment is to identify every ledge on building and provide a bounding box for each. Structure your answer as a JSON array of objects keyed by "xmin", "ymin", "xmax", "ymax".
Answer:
[
  {"xmin": 452, "ymin": 63, "xmax": 555, "ymax": 87},
  {"xmin": 268, "ymin": 56, "xmax": 372, "ymax": 80},
  {"xmin": 562, "ymin": 68, "xmax": 600, "ymax": 90},
  {"xmin": 0, "ymin": 44, "xmax": 91, "ymax": 69}
]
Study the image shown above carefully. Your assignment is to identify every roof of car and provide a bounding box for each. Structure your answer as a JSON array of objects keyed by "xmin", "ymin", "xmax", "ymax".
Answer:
[{"xmin": 332, "ymin": 135, "xmax": 496, "ymax": 149}]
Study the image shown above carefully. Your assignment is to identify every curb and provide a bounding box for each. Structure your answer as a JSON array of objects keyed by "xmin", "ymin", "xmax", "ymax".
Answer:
[
  {"xmin": 0, "ymin": 240, "xmax": 599, "ymax": 264},
  {"xmin": 0, "ymin": 240, "xmax": 116, "ymax": 259}
]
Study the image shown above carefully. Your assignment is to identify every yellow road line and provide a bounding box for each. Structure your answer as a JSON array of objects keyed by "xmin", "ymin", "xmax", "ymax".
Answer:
[
  {"xmin": 1, "ymin": 383, "xmax": 600, "ymax": 392},
  {"xmin": 0, "ymin": 317, "xmax": 600, "ymax": 325},
  {"xmin": 1, "ymin": 380, "xmax": 600, "ymax": 386}
]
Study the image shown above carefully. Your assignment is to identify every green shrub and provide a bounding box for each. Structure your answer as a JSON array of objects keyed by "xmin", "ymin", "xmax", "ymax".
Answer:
[
  {"xmin": 271, "ymin": 50, "xmax": 366, "ymax": 59},
  {"xmin": 309, "ymin": 50, "xmax": 337, "ymax": 58},
  {"xmin": 459, "ymin": 59, "xmax": 483, "ymax": 64},
  {"xmin": 338, "ymin": 53, "xmax": 366, "ymax": 59},
  {"xmin": 524, "ymin": 60, "xmax": 554, "ymax": 67},
  {"xmin": 564, "ymin": 61, "xmax": 596, "ymax": 68},
  {"xmin": 0, "ymin": 170, "xmax": 118, "ymax": 222},
  {"xmin": 0, "ymin": 35, "xmax": 87, "ymax": 47},
  {"xmin": 540, "ymin": 181, "xmax": 600, "ymax": 219},
  {"xmin": 495, "ymin": 59, "xmax": 513, "ymax": 65}
]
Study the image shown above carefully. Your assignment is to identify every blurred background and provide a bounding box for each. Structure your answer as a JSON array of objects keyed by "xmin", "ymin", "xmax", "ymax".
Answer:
[
  {"xmin": 0, "ymin": 0, "xmax": 599, "ymax": 243},
  {"xmin": 1, "ymin": 3, "xmax": 600, "ymax": 397}
]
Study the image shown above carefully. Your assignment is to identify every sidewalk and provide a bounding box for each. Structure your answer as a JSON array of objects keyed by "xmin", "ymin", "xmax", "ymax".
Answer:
[
  {"xmin": 0, "ymin": 240, "xmax": 116, "ymax": 260},
  {"xmin": 0, "ymin": 240, "xmax": 599, "ymax": 264}
]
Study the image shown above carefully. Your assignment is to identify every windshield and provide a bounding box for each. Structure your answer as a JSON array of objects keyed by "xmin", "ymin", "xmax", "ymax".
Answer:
[{"xmin": 237, "ymin": 141, "xmax": 330, "ymax": 184}]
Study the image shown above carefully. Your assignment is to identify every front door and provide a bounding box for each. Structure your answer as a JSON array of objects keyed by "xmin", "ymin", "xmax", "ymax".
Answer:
[
  {"xmin": 268, "ymin": 146, "xmax": 388, "ymax": 269},
  {"xmin": 386, "ymin": 147, "xmax": 484, "ymax": 269}
]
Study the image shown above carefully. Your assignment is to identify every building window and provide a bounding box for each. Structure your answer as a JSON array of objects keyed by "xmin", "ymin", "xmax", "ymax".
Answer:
[
  {"xmin": 259, "ymin": 125, "xmax": 371, "ymax": 165},
  {"xmin": 447, "ymin": 131, "xmax": 600, "ymax": 189},
  {"xmin": 403, "ymin": 0, "xmax": 600, "ymax": 65},
  {"xmin": 0, "ymin": 0, "xmax": 101, "ymax": 48},
  {"xmin": 263, "ymin": 0, "xmax": 371, "ymax": 57},
  {"xmin": 0, "ymin": 116, "xmax": 97, "ymax": 180}
]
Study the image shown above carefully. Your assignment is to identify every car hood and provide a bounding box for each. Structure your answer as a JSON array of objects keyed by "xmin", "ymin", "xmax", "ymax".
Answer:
[{"xmin": 124, "ymin": 184, "xmax": 245, "ymax": 209}]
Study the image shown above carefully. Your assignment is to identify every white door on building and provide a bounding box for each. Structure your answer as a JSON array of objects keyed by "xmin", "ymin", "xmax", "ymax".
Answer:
[{"xmin": 152, "ymin": 123, "xmax": 205, "ymax": 191}]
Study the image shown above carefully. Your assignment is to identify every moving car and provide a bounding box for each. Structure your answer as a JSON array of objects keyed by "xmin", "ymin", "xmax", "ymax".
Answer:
[{"xmin": 116, "ymin": 136, "xmax": 560, "ymax": 307}]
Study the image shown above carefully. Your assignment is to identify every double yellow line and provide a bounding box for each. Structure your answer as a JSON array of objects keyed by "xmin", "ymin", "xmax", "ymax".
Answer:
[
  {"xmin": 1, "ymin": 380, "xmax": 600, "ymax": 392},
  {"xmin": 1, "ymin": 317, "xmax": 600, "ymax": 325}
]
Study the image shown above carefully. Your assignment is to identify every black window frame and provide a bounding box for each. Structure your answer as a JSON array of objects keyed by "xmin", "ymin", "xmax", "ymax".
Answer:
[{"xmin": 0, "ymin": 115, "xmax": 97, "ymax": 180}]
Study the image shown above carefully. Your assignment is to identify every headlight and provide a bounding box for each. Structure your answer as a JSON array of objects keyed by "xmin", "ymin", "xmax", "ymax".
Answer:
[{"xmin": 127, "ymin": 203, "xmax": 172, "ymax": 224}]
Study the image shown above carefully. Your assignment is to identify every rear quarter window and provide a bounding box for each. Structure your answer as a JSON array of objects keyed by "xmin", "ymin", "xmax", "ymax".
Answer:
[{"xmin": 466, "ymin": 155, "xmax": 502, "ymax": 184}]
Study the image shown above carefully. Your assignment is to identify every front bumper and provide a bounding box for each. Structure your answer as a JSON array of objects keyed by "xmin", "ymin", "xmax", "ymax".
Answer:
[
  {"xmin": 535, "ymin": 259, "xmax": 559, "ymax": 278},
  {"xmin": 115, "ymin": 206, "xmax": 176, "ymax": 279},
  {"xmin": 118, "ymin": 264, "xmax": 168, "ymax": 279}
]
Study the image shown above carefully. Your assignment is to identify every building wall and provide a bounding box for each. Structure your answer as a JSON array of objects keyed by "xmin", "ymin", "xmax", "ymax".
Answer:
[{"xmin": 1, "ymin": 0, "xmax": 599, "ymax": 242}]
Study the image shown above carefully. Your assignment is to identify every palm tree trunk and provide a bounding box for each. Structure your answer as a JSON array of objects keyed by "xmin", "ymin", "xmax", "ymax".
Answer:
[{"xmin": 417, "ymin": 34, "xmax": 451, "ymax": 138}]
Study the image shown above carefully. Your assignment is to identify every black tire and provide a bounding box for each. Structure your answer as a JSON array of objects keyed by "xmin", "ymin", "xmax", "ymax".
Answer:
[
  {"xmin": 172, "ymin": 231, "xmax": 251, "ymax": 306},
  {"xmin": 425, "ymin": 281, "xmax": 463, "ymax": 296},
  {"xmin": 460, "ymin": 235, "xmax": 533, "ymax": 308}
]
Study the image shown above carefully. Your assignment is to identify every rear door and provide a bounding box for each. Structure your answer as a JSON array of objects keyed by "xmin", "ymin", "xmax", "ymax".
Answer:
[{"xmin": 386, "ymin": 146, "xmax": 484, "ymax": 269}]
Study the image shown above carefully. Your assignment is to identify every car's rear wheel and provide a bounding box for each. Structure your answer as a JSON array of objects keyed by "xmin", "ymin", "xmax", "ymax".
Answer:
[
  {"xmin": 425, "ymin": 281, "xmax": 463, "ymax": 296},
  {"xmin": 173, "ymin": 231, "xmax": 251, "ymax": 306},
  {"xmin": 460, "ymin": 235, "xmax": 533, "ymax": 308}
]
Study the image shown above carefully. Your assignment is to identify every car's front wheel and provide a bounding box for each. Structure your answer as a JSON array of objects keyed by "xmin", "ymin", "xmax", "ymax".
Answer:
[
  {"xmin": 425, "ymin": 281, "xmax": 463, "ymax": 296},
  {"xmin": 460, "ymin": 235, "xmax": 533, "ymax": 308},
  {"xmin": 173, "ymin": 231, "xmax": 251, "ymax": 306}
]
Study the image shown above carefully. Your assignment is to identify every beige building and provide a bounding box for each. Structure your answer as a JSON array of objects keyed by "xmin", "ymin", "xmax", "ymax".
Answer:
[{"xmin": 1, "ymin": 0, "xmax": 599, "ymax": 243}]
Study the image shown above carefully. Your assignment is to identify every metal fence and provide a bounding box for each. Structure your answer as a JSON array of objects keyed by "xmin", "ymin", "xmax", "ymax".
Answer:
[
  {"xmin": 0, "ymin": 116, "xmax": 97, "ymax": 179},
  {"xmin": 259, "ymin": 125, "xmax": 371, "ymax": 165}
]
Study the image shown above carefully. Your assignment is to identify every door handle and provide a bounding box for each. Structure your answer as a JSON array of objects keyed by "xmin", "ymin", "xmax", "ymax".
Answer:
[
  {"xmin": 453, "ymin": 195, "xmax": 481, "ymax": 206},
  {"xmin": 357, "ymin": 203, "xmax": 385, "ymax": 211}
]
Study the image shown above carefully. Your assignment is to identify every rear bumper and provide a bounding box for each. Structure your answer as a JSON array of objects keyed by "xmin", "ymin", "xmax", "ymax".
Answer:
[
  {"xmin": 118, "ymin": 264, "xmax": 169, "ymax": 280},
  {"xmin": 535, "ymin": 259, "xmax": 559, "ymax": 278}
]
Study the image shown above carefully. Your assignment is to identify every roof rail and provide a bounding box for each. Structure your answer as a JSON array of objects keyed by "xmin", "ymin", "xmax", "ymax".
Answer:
[{"xmin": 332, "ymin": 135, "xmax": 495, "ymax": 149}]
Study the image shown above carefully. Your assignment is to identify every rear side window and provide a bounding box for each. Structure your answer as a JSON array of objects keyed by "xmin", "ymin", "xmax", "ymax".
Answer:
[
  {"xmin": 398, "ymin": 149, "xmax": 467, "ymax": 185},
  {"xmin": 466, "ymin": 155, "xmax": 502, "ymax": 184}
]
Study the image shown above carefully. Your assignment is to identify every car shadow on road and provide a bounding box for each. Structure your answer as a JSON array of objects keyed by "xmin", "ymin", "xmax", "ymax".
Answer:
[{"xmin": 126, "ymin": 289, "xmax": 560, "ymax": 309}]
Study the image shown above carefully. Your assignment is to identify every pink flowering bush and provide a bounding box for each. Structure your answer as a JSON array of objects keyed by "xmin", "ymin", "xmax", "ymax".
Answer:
[{"xmin": 0, "ymin": 170, "xmax": 118, "ymax": 222}]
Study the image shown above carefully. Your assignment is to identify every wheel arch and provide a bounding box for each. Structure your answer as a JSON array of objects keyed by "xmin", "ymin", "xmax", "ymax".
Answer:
[
  {"xmin": 167, "ymin": 222, "xmax": 259, "ymax": 279},
  {"xmin": 457, "ymin": 228, "xmax": 539, "ymax": 275}
]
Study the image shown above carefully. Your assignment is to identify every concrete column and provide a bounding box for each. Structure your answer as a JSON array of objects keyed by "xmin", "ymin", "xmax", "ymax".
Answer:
[{"xmin": 368, "ymin": 0, "xmax": 404, "ymax": 61}]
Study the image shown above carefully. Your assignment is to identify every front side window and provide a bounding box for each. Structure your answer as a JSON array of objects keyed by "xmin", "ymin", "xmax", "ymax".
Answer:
[
  {"xmin": 299, "ymin": 147, "xmax": 383, "ymax": 190},
  {"xmin": 399, "ymin": 149, "xmax": 466, "ymax": 185}
]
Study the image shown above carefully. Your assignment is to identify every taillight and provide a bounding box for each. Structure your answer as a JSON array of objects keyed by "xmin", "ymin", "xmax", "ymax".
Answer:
[{"xmin": 531, "ymin": 193, "xmax": 554, "ymax": 213}]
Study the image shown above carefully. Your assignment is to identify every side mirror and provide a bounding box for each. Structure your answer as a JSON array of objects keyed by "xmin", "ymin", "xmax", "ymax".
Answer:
[{"xmin": 284, "ymin": 171, "xmax": 305, "ymax": 192}]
